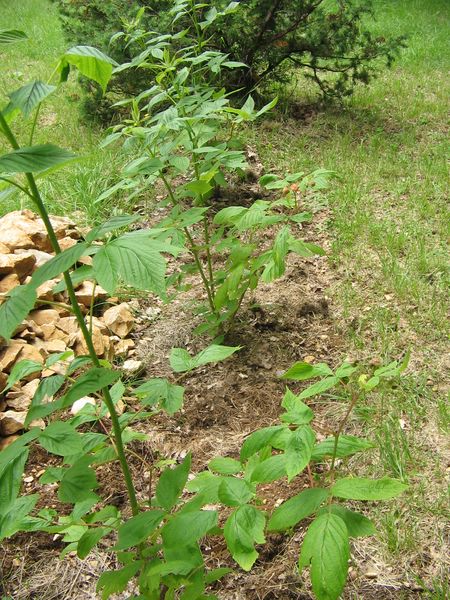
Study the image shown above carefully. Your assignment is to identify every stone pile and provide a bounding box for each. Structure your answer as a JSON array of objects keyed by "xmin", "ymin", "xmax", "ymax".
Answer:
[{"xmin": 0, "ymin": 210, "xmax": 138, "ymax": 448}]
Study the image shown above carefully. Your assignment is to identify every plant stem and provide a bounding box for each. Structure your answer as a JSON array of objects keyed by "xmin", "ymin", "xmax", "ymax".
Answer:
[
  {"xmin": 0, "ymin": 111, "xmax": 140, "ymax": 516},
  {"xmin": 159, "ymin": 172, "xmax": 218, "ymax": 316},
  {"xmin": 328, "ymin": 387, "xmax": 359, "ymax": 488}
]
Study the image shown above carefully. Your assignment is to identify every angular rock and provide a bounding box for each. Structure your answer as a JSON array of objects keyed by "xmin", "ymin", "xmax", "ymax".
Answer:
[
  {"xmin": 29, "ymin": 309, "xmax": 60, "ymax": 326},
  {"xmin": 58, "ymin": 237, "xmax": 77, "ymax": 251},
  {"xmin": 44, "ymin": 339, "xmax": 67, "ymax": 353},
  {"xmin": 74, "ymin": 281, "xmax": 108, "ymax": 307},
  {"xmin": 103, "ymin": 303, "xmax": 134, "ymax": 338},
  {"xmin": 0, "ymin": 411, "xmax": 44, "ymax": 435},
  {"xmin": 15, "ymin": 248, "xmax": 53, "ymax": 269},
  {"xmin": 74, "ymin": 326, "xmax": 106, "ymax": 356},
  {"xmin": 0, "ymin": 435, "xmax": 20, "ymax": 450},
  {"xmin": 114, "ymin": 338, "xmax": 136, "ymax": 358},
  {"xmin": 122, "ymin": 359, "xmax": 143, "ymax": 376},
  {"xmin": 0, "ymin": 242, "xmax": 10, "ymax": 254},
  {"xmin": 10, "ymin": 252, "xmax": 37, "ymax": 278},
  {"xmin": 0, "ymin": 272, "xmax": 20, "ymax": 293},
  {"xmin": 0, "ymin": 342, "xmax": 26, "ymax": 372},
  {"xmin": 0, "ymin": 410, "xmax": 28, "ymax": 435},
  {"xmin": 71, "ymin": 396, "xmax": 96, "ymax": 415},
  {"xmin": 0, "ymin": 372, "xmax": 7, "ymax": 393},
  {"xmin": 0, "ymin": 226, "xmax": 34, "ymax": 250}
]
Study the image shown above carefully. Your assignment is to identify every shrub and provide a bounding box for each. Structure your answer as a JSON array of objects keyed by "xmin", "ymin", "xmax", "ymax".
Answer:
[
  {"xmin": 212, "ymin": 0, "xmax": 407, "ymax": 96},
  {"xmin": 56, "ymin": 0, "xmax": 406, "ymax": 101}
]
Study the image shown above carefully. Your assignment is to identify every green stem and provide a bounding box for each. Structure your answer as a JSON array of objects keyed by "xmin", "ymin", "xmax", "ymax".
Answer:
[
  {"xmin": 159, "ymin": 172, "xmax": 218, "ymax": 316},
  {"xmin": 328, "ymin": 387, "xmax": 359, "ymax": 489},
  {"xmin": 0, "ymin": 111, "xmax": 140, "ymax": 517}
]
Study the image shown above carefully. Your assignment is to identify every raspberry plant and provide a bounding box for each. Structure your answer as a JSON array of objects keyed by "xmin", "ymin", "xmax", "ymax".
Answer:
[
  {"xmin": 104, "ymin": 0, "xmax": 331, "ymax": 335},
  {"xmin": 0, "ymin": 24, "xmax": 408, "ymax": 600}
]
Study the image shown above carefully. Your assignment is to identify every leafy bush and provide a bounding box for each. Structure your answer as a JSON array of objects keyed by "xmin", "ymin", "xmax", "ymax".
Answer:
[{"xmin": 103, "ymin": 0, "xmax": 331, "ymax": 335}]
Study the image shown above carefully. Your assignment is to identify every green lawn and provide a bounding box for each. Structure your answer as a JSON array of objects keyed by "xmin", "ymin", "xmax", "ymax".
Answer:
[
  {"xmin": 246, "ymin": 0, "xmax": 449, "ymax": 592},
  {"xmin": 0, "ymin": 0, "xmax": 124, "ymax": 222}
]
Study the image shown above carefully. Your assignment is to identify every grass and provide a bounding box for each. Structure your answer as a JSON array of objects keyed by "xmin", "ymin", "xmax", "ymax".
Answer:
[
  {"xmin": 0, "ymin": 0, "xmax": 127, "ymax": 223},
  {"xmin": 245, "ymin": 0, "xmax": 449, "ymax": 590}
]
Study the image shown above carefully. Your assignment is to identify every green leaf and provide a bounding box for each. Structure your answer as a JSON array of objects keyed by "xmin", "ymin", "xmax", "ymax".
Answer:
[
  {"xmin": 0, "ymin": 29, "xmax": 27, "ymax": 45},
  {"xmin": 184, "ymin": 179, "xmax": 212, "ymax": 197},
  {"xmin": 77, "ymin": 527, "xmax": 110, "ymax": 559},
  {"xmin": 5, "ymin": 359, "xmax": 42, "ymax": 391},
  {"xmin": 97, "ymin": 562, "xmax": 141, "ymax": 600},
  {"xmin": 192, "ymin": 344, "xmax": 240, "ymax": 368},
  {"xmin": 38, "ymin": 422, "xmax": 83, "ymax": 456},
  {"xmin": 169, "ymin": 156, "xmax": 190, "ymax": 172},
  {"xmin": 331, "ymin": 477, "xmax": 408, "ymax": 501},
  {"xmin": 281, "ymin": 389, "xmax": 314, "ymax": 425},
  {"xmin": 161, "ymin": 510, "xmax": 217, "ymax": 548},
  {"xmin": 240, "ymin": 426, "xmax": 284, "ymax": 461},
  {"xmin": 299, "ymin": 513, "xmax": 350, "ymax": 600},
  {"xmin": 223, "ymin": 505, "xmax": 265, "ymax": 571},
  {"xmin": 7, "ymin": 81, "xmax": 56, "ymax": 117},
  {"xmin": 0, "ymin": 284, "xmax": 36, "ymax": 340},
  {"xmin": 58, "ymin": 457, "xmax": 99, "ymax": 503},
  {"xmin": 0, "ymin": 144, "xmax": 75, "ymax": 174},
  {"xmin": 250, "ymin": 454, "xmax": 286, "ymax": 484},
  {"xmin": 0, "ymin": 448, "xmax": 28, "ymax": 510},
  {"xmin": 169, "ymin": 348, "xmax": 194, "ymax": 373},
  {"xmin": 218, "ymin": 477, "xmax": 254, "ymax": 507},
  {"xmin": 156, "ymin": 453, "xmax": 191, "ymax": 510},
  {"xmin": 134, "ymin": 378, "xmax": 184, "ymax": 415},
  {"xmin": 281, "ymin": 362, "xmax": 333, "ymax": 381},
  {"xmin": 61, "ymin": 368, "xmax": 120, "ymax": 408},
  {"xmin": 31, "ymin": 242, "xmax": 88, "ymax": 287},
  {"xmin": 208, "ymin": 457, "xmax": 242, "ymax": 475},
  {"xmin": 169, "ymin": 344, "xmax": 240, "ymax": 373},
  {"xmin": 268, "ymin": 488, "xmax": 328, "ymax": 532},
  {"xmin": 186, "ymin": 471, "xmax": 223, "ymax": 504},
  {"xmin": 311, "ymin": 435, "xmax": 375, "ymax": 461},
  {"xmin": 0, "ymin": 494, "xmax": 38, "ymax": 540},
  {"xmin": 85, "ymin": 214, "xmax": 141, "ymax": 243},
  {"xmin": 115, "ymin": 510, "xmax": 165, "ymax": 550},
  {"xmin": 93, "ymin": 235, "xmax": 167, "ymax": 296},
  {"xmin": 62, "ymin": 46, "xmax": 116, "ymax": 92},
  {"xmin": 317, "ymin": 505, "xmax": 376, "ymax": 538},
  {"xmin": 285, "ymin": 426, "xmax": 315, "ymax": 482},
  {"xmin": 298, "ymin": 377, "xmax": 340, "ymax": 400}
]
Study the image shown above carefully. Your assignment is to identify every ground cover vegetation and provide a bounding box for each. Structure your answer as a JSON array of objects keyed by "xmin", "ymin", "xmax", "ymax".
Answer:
[{"xmin": 0, "ymin": 0, "xmax": 448, "ymax": 598}]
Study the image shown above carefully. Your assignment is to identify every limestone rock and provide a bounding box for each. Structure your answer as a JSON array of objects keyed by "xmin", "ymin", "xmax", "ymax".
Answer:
[
  {"xmin": 0, "ymin": 410, "xmax": 28, "ymax": 435},
  {"xmin": 122, "ymin": 359, "xmax": 143, "ymax": 376},
  {"xmin": 29, "ymin": 309, "xmax": 60, "ymax": 326},
  {"xmin": 0, "ymin": 226, "xmax": 34, "ymax": 251},
  {"xmin": 74, "ymin": 281, "xmax": 108, "ymax": 307},
  {"xmin": 0, "ymin": 342, "xmax": 26, "ymax": 372},
  {"xmin": 74, "ymin": 326, "xmax": 106, "ymax": 356},
  {"xmin": 15, "ymin": 248, "xmax": 53, "ymax": 269},
  {"xmin": 9, "ymin": 252, "xmax": 37, "ymax": 278},
  {"xmin": 71, "ymin": 396, "xmax": 96, "ymax": 415},
  {"xmin": 114, "ymin": 338, "xmax": 136, "ymax": 358},
  {"xmin": 0, "ymin": 372, "xmax": 7, "ymax": 393},
  {"xmin": 0, "ymin": 435, "xmax": 20, "ymax": 450},
  {"xmin": 0, "ymin": 272, "xmax": 20, "ymax": 293},
  {"xmin": 58, "ymin": 237, "xmax": 77, "ymax": 251},
  {"xmin": 103, "ymin": 303, "xmax": 134, "ymax": 338}
]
